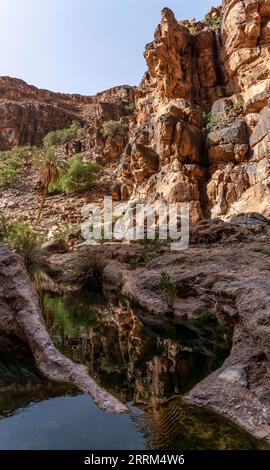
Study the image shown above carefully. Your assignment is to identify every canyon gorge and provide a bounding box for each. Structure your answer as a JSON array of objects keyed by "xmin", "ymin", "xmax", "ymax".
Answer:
[{"xmin": 1, "ymin": 0, "xmax": 270, "ymax": 448}]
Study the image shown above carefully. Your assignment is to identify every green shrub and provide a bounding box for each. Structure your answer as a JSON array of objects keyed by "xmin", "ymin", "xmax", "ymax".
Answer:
[
  {"xmin": 204, "ymin": 101, "xmax": 244, "ymax": 132},
  {"xmin": 205, "ymin": 14, "xmax": 221, "ymax": 30},
  {"xmin": 203, "ymin": 111, "xmax": 221, "ymax": 131},
  {"xmin": 101, "ymin": 120, "xmax": 128, "ymax": 137},
  {"xmin": 43, "ymin": 121, "xmax": 81, "ymax": 147},
  {"xmin": 188, "ymin": 25, "xmax": 198, "ymax": 35},
  {"xmin": 224, "ymin": 101, "xmax": 243, "ymax": 114},
  {"xmin": 54, "ymin": 223, "xmax": 82, "ymax": 242},
  {"xmin": 2, "ymin": 220, "xmax": 44, "ymax": 260},
  {"xmin": 124, "ymin": 102, "xmax": 135, "ymax": 113},
  {"xmin": 157, "ymin": 271, "xmax": 177, "ymax": 310},
  {"xmin": 51, "ymin": 154, "xmax": 101, "ymax": 194},
  {"xmin": 0, "ymin": 147, "xmax": 32, "ymax": 187}
]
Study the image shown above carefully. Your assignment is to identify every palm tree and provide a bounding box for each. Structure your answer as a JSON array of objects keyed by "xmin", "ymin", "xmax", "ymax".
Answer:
[{"xmin": 34, "ymin": 145, "xmax": 67, "ymax": 223}]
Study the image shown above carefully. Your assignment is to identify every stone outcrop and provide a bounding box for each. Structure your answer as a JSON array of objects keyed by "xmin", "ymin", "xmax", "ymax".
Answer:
[
  {"xmin": 205, "ymin": 0, "xmax": 270, "ymax": 219},
  {"xmin": 116, "ymin": 7, "xmax": 224, "ymax": 223},
  {"xmin": 114, "ymin": 1, "xmax": 270, "ymax": 222}
]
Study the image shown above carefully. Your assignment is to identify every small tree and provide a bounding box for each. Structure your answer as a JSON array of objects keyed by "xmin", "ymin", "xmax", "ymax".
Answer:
[{"xmin": 34, "ymin": 145, "xmax": 67, "ymax": 223}]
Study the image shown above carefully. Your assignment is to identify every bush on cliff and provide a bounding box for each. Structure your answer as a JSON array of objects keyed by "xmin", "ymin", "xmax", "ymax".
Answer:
[
  {"xmin": 101, "ymin": 120, "xmax": 128, "ymax": 137},
  {"xmin": 204, "ymin": 14, "xmax": 221, "ymax": 30},
  {"xmin": 43, "ymin": 121, "xmax": 81, "ymax": 147},
  {"xmin": 204, "ymin": 102, "xmax": 243, "ymax": 132},
  {"xmin": 124, "ymin": 101, "xmax": 135, "ymax": 114}
]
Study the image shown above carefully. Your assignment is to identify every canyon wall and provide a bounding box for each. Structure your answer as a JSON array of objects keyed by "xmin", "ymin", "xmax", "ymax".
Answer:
[
  {"xmin": 115, "ymin": 0, "xmax": 270, "ymax": 222},
  {"xmin": 2, "ymin": 0, "xmax": 270, "ymax": 221},
  {"xmin": 0, "ymin": 76, "xmax": 134, "ymax": 150}
]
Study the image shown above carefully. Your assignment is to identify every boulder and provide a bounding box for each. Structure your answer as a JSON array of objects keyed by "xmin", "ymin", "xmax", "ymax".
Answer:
[{"xmin": 42, "ymin": 239, "xmax": 69, "ymax": 254}]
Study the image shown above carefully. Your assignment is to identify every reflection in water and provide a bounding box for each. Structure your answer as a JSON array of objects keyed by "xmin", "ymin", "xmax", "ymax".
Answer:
[
  {"xmin": 0, "ymin": 272, "xmax": 268, "ymax": 450},
  {"xmin": 42, "ymin": 289, "xmax": 232, "ymax": 409},
  {"xmin": 145, "ymin": 398, "xmax": 269, "ymax": 450},
  {"xmin": 0, "ymin": 335, "xmax": 77, "ymax": 418}
]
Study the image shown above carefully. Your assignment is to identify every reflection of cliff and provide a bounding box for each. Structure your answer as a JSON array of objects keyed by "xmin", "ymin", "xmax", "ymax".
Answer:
[
  {"xmin": 0, "ymin": 335, "xmax": 76, "ymax": 418},
  {"xmin": 42, "ymin": 291, "xmax": 222, "ymax": 409},
  {"xmin": 142, "ymin": 397, "xmax": 269, "ymax": 450}
]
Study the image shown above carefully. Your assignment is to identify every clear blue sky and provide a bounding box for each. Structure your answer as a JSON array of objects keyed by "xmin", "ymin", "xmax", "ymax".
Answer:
[{"xmin": 0, "ymin": 0, "xmax": 220, "ymax": 95}]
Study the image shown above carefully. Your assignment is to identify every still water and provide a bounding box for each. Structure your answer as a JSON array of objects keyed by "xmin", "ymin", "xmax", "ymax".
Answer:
[{"xmin": 0, "ymin": 274, "xmax": 268, "ymax": 450}]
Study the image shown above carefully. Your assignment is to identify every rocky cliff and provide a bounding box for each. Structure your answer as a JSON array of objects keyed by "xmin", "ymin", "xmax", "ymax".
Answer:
[
  {"xmin": 1, "ymin": 0, "xmax": 270, "ymax": 223},
  {"xmin": 115, "ymin": 0, "xmax": 270, "ymax": 222},
  {"xmin": 0, "ymin": 76, "xmax": 134, "ymax": 150}
]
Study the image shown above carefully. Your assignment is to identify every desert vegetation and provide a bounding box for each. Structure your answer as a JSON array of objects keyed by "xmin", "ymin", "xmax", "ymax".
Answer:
[
  {"xmin": 42, "ymin": 121, "xmax": 81, "ymax": 147},
  {"xmin": 51, "ymin": 154, "xmax": 101, "ymax": 194},
  {"xmin": 157, "ymin": 271, "xmax": 177, "ymax": 310},
  {"xmin": 0, "ymin": 215, "xmax": 43, "ymax": 261},
  {"xmin": 0, "ymin": 147, "xmax": 33, "ymax": 187},
  {"xmin": 101, "ymin": 120, "xmax": 128, "ymax": 137},
  {"xmin": 204, "ymin": 101, "xmax": 243, "ymax": 131}
]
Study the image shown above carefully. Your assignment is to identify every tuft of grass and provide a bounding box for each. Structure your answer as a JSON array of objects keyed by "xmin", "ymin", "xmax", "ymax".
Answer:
[
  {"xmin": 72, "ymin": 250, "xmax": 105, "ymax": 289},
  {"xmin": 157, "ymin": 271, "xmax": 177, "ymax": 310}
]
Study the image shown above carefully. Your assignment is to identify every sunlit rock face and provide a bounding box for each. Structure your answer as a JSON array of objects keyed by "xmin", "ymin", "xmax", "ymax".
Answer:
[
  {"xmin": 2, "ymin": 1, "xmax": 270, "ymax": 220},
  {"xmin": 206, "ymin": 0, "xmax": 270, "ymax": 219},
  {"xmin": 116, "ymin": 1, "xmax": 270, "ymax": 221},
  {"xmin": 117, "ymin": 7, "xmax": 223, "ymax": 224}
]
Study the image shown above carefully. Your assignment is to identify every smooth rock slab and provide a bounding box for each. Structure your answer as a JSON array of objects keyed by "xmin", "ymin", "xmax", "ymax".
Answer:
[{"xmin": 218, "ymin": 366, "xmax": 247, "ymax": 387}]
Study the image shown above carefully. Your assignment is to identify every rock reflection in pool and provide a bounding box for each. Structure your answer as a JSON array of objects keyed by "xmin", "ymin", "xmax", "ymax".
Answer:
[
  {"xmin": 0, "ymin": 336, "xmax": 268, "ymax": 450},
  {"xmin": 41, "ymin": 289, "xmax": 230, "ymax": 408}
]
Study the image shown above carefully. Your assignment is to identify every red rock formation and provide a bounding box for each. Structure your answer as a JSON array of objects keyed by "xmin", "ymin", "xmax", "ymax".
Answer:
[
  {"xmin": 116, "ymin": 1, "xmax": 270, "ymax": 222},
  {"xmin": 2, "ymin": 1, "xmax": 270, "ymax": 222},
  {"xmin": 0, "ymin": 76, "xmax": 134, "ymax": 149},
  {"xmin": 117, "ymin": 7, "xmax": 224, "ymax": 223}
]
